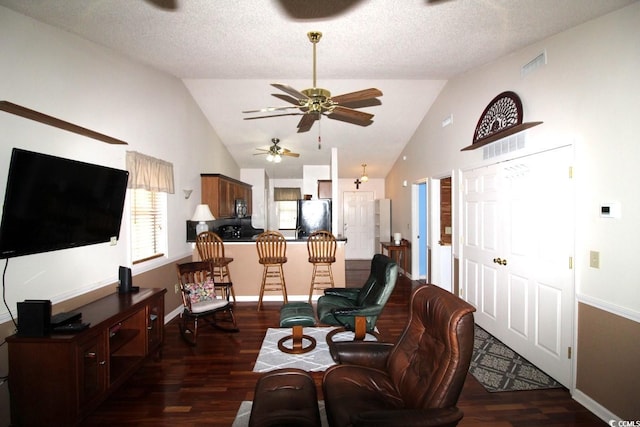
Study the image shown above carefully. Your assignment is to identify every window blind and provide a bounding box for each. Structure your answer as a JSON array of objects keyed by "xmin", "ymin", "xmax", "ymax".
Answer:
[
  {"xmin": 126, "ymin": 151, "xmax": 171, "ymax": 263},
  {"xmin": 131, "ymin": 189, "xmax": 166, "ymax": 263},
  {"xmin": 274, "ymin": 187, "xmax": 301, "ymax": 201}
]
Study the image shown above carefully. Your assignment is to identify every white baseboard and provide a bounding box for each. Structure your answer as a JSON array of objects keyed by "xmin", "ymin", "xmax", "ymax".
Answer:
[
  {"xmin": 165, "ymin": 306, "xmax": 182, "ymax": 323},
  {"xmin": 572, "ymin": 388, "xmax": 621, "ymax": 424}
]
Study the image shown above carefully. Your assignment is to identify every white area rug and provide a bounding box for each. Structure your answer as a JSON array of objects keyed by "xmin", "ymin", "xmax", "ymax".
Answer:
[
  {"xmin": 253, "ymin": 327, "xmax": 377, "ymax": 373},
  {"xmin": 232, "ymin": 400, "xmax": 328, "ymax": 427}
]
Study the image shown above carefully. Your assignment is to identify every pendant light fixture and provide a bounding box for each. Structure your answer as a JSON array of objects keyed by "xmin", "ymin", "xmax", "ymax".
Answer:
[{"xmin": 360, "ymin": 163, "xmax": 369, "ymax": 182}]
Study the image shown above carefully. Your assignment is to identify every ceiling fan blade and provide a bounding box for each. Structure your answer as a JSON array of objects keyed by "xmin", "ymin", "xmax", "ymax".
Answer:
[
  {"xmin": 296, "ymin": 113, "xmax": 319, "ymax": 133},
  {"xmin": 243, "ymin": 112, "xmax": 304, "ymax": 120},
  {"xmin": 334, "ymin": 97, "xmax": 382, "ymax": 109},
  {"xmin": 242, "ymin": 105, "xmax": 301, "ymax": 113},
  {"xmin": 280, "ymin": 147, "xmax": 301, "ymax": 157},
  {"xmin": 331, "ymin": 88, "xmax": 382, "ymax": 105},
  {"xmin": 272, "ymin": 83, "xmax": 309, "ymax": 101},
  {"xmin": 329, "ymin": 106, "xmax": 374, "ymax": 123},
  {"xmin": 271, "ymin": 93, "xmax": 304, "ymax": 106}
]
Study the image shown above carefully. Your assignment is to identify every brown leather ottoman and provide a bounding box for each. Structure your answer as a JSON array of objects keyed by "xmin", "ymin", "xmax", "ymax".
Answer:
[{"xmin": 249, "ymin": 368, "xmax": 321, "ymax": 427}]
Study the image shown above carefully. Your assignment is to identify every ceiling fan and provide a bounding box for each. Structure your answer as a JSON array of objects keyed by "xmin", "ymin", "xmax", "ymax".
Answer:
[
  {"xmin": 254, "ymin": 138, "xmax": 300, "ymax": 163},
  {"xmin": 243, "ymin": 31, "xmax": 383, "ymax": 133}
]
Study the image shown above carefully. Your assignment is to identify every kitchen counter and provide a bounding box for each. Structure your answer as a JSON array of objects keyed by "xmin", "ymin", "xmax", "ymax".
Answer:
[
  {"xmin": 219, "ymin": 236, "xmax": 348, "ymax": 243},
  {"xmin": 193, "ymin": 238, "xmax": 347, "ymax": 301}
]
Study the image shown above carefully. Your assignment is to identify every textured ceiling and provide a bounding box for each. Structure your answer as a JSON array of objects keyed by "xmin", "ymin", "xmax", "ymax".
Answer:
[{"xmin": 1, "ymin": 0, "xmax": 635, "ymax": 179}]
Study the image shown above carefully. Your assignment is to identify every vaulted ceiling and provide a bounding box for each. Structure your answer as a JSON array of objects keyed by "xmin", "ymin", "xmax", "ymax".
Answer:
[{"xmin": 0, "ymin": 0, "xmax": 634, "ymax": 179}]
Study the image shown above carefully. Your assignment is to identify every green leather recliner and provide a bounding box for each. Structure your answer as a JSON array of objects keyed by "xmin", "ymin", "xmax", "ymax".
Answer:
[{"xmin": 316, "ymin": 254, "xmax": 398, "ymax": 332}]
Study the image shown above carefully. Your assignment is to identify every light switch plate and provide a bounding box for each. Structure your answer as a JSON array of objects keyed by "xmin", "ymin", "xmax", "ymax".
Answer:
[{"xmin": 589, "ymin": 251, "xmax": 600, "ymax": 269}]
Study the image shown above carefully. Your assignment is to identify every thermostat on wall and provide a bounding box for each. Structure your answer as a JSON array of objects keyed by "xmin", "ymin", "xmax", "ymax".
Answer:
[{"xmin": 600, "ymin": 202, "xmax": 620, "ymax": 218}]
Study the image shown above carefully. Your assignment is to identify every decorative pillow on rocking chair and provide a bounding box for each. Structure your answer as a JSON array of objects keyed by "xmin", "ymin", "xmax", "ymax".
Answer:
[
  {"xmin": 184, "ymin": 279, "xmax": 228, "ymax": 313},
  {"xmin": 186, "ymin": 278, "xmax": 216, "ymax": 303}
]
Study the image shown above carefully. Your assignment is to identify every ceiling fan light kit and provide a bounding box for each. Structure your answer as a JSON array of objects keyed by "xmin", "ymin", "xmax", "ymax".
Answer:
[
  {"xmin": 255, "ymin": 138, "xmax": 299, "ymax": 163},
  {"xmin": 243, "ymin": 31, "xmax": 382, "ymax": 133}
]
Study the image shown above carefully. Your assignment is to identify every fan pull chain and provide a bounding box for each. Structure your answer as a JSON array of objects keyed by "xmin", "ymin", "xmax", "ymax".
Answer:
[{"xmin": 318, "ymin": 120, "xmax": 322, "ymax": 150}]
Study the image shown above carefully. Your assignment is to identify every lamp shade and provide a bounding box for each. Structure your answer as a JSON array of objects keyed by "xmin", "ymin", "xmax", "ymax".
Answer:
[{"xmin": 191, "ymin": 204, "xmax": 215, "ymax": 222}]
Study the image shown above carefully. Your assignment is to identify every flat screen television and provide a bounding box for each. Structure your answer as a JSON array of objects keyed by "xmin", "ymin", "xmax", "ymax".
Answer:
[{"xmin": 0, "ymin": 148, "xmax": 129, "ymax": 259}]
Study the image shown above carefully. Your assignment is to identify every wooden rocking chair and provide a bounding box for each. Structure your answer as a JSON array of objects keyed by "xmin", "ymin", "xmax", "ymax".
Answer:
[{"xmin": 175, "ymin": 261, "xmax": 238, "ymax": 345}]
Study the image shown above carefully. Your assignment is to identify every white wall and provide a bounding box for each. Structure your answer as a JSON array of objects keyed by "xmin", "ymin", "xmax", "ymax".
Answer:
[
  {"xmin": 302, "ymin": 164, "xmax": 330, "ymax": 197},
  {"xmin": 385, "ymin": 2, "xmax": 640, "ymax": 418},
  {"xmin": 0, "ymin": 7, "xmax": 239, "ymax": 318},
  {"xmin": 387, "ymin": 1, "xmax": 640, "ymax": 313},
  {"xmin": 240, "ymin": 168, "xmax": 267, "ymax": 229}
]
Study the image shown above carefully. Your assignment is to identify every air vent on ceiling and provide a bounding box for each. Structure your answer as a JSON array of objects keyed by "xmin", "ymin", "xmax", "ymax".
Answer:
[{"xmin": 521, "ymin": 50, "xmax": 547, "ymax": 77}]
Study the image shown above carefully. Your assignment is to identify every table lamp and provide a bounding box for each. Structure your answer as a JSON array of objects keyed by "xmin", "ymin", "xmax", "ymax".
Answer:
[
  {"xmin": 394, "ymin": 232, "xmax": 402, "ymax": 245},
  {"xmin": 191, "ymin": 204, "xmax": 215, "ymax": 235}
]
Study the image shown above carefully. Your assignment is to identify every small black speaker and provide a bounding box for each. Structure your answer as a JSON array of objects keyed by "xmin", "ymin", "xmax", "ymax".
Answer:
[
  {"xmin": 118, "ymin": 266, "xmax": 138, "ymax": 293},
  {"xmin": 17, "ymin": 300, "xmax": 52, "ymax": 337}
]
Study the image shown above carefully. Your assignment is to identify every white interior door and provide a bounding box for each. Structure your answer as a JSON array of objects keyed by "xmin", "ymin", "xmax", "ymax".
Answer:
[
  {"xmin": 343, "ymin": 191, "xmax": 374, "ymax": 259},
  {"xmin": 462, "ymin": 146, "xmax": 574, "ymax": 387}
]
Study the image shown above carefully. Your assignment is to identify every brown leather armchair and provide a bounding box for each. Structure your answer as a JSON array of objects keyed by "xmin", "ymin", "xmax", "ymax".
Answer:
[{"xmin": 322, "ymin": 284, "xmax": 476, "ymax": 427}]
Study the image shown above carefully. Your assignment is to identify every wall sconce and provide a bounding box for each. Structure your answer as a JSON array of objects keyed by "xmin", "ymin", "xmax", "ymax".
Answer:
[
  {"xmin": 402, "ymin": 180, "xmax": 408, "ymax": 187},
  {"xmin": 183, "ymin": 189, "xmax": 193, "ymax": 199}
]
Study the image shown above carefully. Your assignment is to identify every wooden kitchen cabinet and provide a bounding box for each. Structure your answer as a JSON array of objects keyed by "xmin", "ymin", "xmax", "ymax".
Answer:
[
  {"xmin": 318, "ymin": 180, "xmax": 332, "ymax": 199},
  {"xmin": 7, "ymin": 288, "xmax": 166, "ymax": 426},
  {"xmin": 201, "ymin": 174, "xmax": 252, "ymax": 218}
]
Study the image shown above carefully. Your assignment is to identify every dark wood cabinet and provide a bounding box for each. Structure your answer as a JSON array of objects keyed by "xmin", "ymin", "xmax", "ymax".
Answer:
[
  {"xmin": 201, "ymin": 174, "xmax": 252, "ymax": 218},
  {"xmin": 7, "ymin": 288, "xmax": 166, "ymax": 426},
  {"xmin": 78, "ymin": 333, "xmax": 108, "ymax": 409}
]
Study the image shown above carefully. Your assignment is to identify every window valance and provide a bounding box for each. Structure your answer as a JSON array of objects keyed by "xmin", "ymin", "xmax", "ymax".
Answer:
[
  {"xmin": 126, "ymin": 151, "xmax": 175, "ymax": 194},
  {"xmin": 274, "ymin": 187, "xmax": 301, "ymax": 201}
]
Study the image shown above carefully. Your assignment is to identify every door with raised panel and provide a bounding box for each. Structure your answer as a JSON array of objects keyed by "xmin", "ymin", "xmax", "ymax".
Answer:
[
  {"xmin": 462, "ymin": 145, "xmax": 574, "ymax": 387},
  {"xmin": 343, "ymin": 191, "xmax": 374, "ymax": 259}
]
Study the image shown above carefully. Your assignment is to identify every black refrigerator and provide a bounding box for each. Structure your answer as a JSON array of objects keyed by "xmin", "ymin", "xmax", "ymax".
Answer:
[{"xmin": 296, "ymin": 199, "xmax": 332, "ymax": 238}]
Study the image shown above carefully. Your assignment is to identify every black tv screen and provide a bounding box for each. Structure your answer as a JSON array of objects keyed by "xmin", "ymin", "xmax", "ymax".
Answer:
[{"xmin": 0, "ymin": 148, "xmax": 129, "ymax": 259}]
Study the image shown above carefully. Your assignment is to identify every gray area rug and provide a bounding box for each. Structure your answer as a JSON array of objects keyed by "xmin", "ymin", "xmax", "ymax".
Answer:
[
  {"xmin": 253, "ymin": 327, "xmax": 377, "ymax": 373},
  {"xmin": 470, "ymin": 325, "xmax": 563, "ymax": 392},
  {"xmin": 255, "ymin": 326, "xmax": 562, "ymax": 393}
]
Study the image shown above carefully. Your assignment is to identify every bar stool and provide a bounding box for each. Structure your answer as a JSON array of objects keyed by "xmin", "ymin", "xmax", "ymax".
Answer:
[
  {"xmin": 306, "ymin": 230, "xmax": 337, "ymax": 303},
  {"xmin": 195, "ymin": 231, "xmax": 236, "ymax": 303},
  {"xmin": 255, "ymin": 230, "xmax": 288, "ymax": 311}
]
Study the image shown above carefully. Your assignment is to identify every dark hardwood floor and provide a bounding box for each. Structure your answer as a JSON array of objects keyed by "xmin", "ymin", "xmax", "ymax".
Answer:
[{"xmin": 81, "ymin": 261, "xmax": 605, "ymax": 426}]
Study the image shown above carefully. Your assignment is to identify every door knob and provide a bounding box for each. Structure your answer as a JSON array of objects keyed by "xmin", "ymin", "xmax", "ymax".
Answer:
[{"xmin": 493, "ymin": 257, "xmax": 507, "ymax": 266}]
